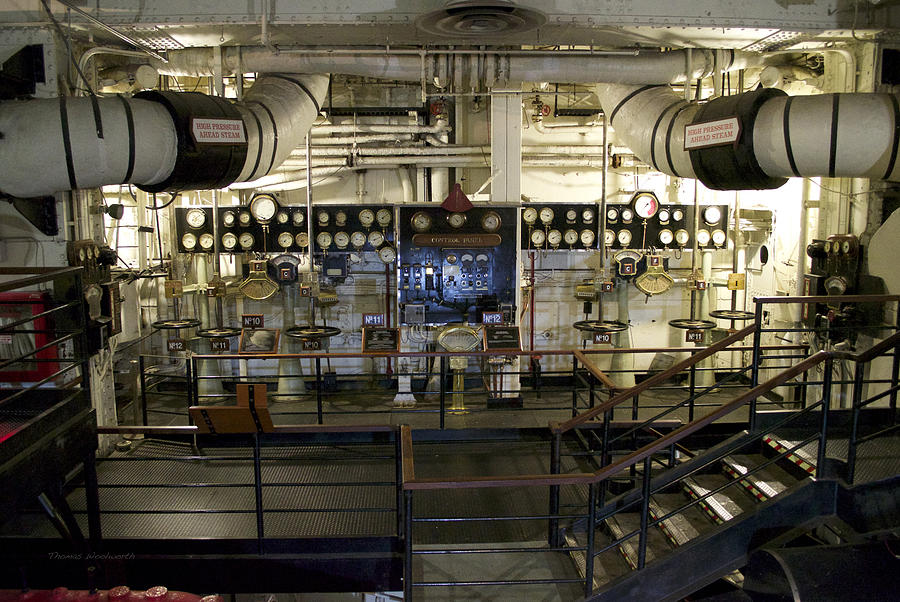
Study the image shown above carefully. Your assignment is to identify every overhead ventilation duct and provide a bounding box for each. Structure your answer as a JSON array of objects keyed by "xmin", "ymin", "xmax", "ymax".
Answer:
[
  {"xmin": 0, "ymin": 74, "xmax": 328, "ymax": 198},
  {"xmin": 595, "ymin": 83, "xmax": 900, "ymax": 190},
  {"xmin": 415, "ymin": 0, "xmax": 547, "ymax": 38}
]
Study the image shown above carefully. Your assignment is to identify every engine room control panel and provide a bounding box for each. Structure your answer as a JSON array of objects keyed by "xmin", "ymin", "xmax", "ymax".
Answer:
[
  {"xmin": 311, "ymin": 204, "xmax": 396, "ymax": 262},
  {"xmin": 397, "ymin": 205, "xmax": 517, "ymax": 325},
  {"xmin": 216, "ymin": 200, "xmax": 309, "ymax": 254},
  {"xmin": 175, "ymin": 207, "xmax": 216, "ymax": 253},
  {"xmin": 520, "ymin": 203, "xmax": 600, "ymax": 250},
  {"xmin": 604, "ymin": 193, "xmax": 729, "ymax": 251}
]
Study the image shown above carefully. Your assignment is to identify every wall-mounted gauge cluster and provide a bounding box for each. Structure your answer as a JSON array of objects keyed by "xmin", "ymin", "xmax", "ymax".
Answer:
[
  {"xmin": 175, "ymin": 207, "xmax": 216, "ymax": 253},
  {"xmin": 312, "ymin": 205, "xmax": 396, "ymax": 262},
  {"xmin": 217, "ymin": 194, "xmax": 309, "ymax": 254},
  {"xmin": 694, "ymin": 204, "xmax": 730, "ymax": 250},
  {"xmin": 520, "ymin": 203, "xmax": 600, "ymax": 250}
]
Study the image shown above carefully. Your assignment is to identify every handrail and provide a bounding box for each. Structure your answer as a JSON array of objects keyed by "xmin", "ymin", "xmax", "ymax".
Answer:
[
  {"xmin": 97, "ymin": 424, "xmax": 398, "ymax": 435},
  {"xmin": 754, "ymin": 294, "xmax": 899, "ymax": 304},
  {"xmin": 551, "ymin": 324, "xmax": 756, "ymax": 434},
  {"xmin": 573, "ymin": 350, "xmax": 619, "ymax": 391},
  {"xmin": 834, "ymin": 330, "xmax": 900, "ymax": 363}
]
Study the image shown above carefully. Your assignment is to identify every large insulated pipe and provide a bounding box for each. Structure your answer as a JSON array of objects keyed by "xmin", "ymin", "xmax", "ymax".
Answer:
[
  {"xmin": 594, "ymin": 84, "xmax": 900, "ymax": 190},
  {"xmin": 0, "ymin": 74, "xmax": 328, "ymax": 198}
]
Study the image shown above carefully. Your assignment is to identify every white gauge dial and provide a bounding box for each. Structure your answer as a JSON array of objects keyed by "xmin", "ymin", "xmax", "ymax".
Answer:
[
  {"xmin": 617, "ymin": 229, "xmax": 632, "ymax": 246},
  {"xmin": 199, "ymin": 233, "xmax": 214, "ymax": 250},
  {"xmin": 842, "ymin": 240, "xmax": 851, "ymax": 254},
  {"xmin": 185, "ymin": 208, "xmax": 206, "ymax": 228},
  {"xmin": 181, "ymin": 233, "xmax": 197, "ymax": 250},
  {"xmin": 531, "ymin": 229, "xmax": 546, "ymax": 247},
  {"xmin": 334, "ymin": 231, "xmax": 350, "ymax": 249},
  {"xmin": 222, "ymin": 232, "xmax": 237, "ymax": 250},
  {"xmin": 675, "ymin": 229, "xmax": 690, "ymax": 246},
  {"xmin": 376, "ymin": 208, "xmax": 392, "ymax": 227},
  {"xmin": 658, "ymin": 229, "xmax": 674, "ymax": 245},
  {"xmin": 78, "ymin": 248, "xmax": 86, "ymax": 261},
  {"xmin": 672, "ymin": 209, "xmax": 684, "ymax": 221},
  {"xmin": 824, "ymin": 240, "xmax": 833, "ymax": 254},
  {"xmin": 539, "ymin": 207, "xmax": 554, "ymax": 224},
  {"xmin": 481, "ymin": 211, "xmax": 501, "ymax": 232},
  {"xmin": 316, "ymin": 232, "xmax": 332, "ymax": 249},
  {"xmin": 697, "ymin": 229, "xmax": 711, "ymax": 246},
  {"xmin": 317, "ymin": 210, "xmax": 329, "ymax": 225},
  {"xmin": 711, "ymin": 229, "xmax": 727, "ymax": 246},
  {"xmin": 378, "ymin": 245, "xmax": 396, "ymax": 263},
  {"xmin": 411, "ymin": 211, "xmax": 432, "ymax": 232},
  {"xmin": 292, "ymin": 211, "xmax": 304, "ymax": 226},
  {"xmin": 350, "ymin": 231, "xmax": 367, "ymax": 248},
  {"xmin": 582, "ymin": 208, "xmax": 595, "ymax": 223},
  {"xmin": 523, "ymin": 207, "xmax": 538, "ymax": 224},
  {"xmin": 368, "ymin": 230, "xmax": 384, "ymax": 247},
  {"xmin": 658, "ymin": 209, "xmax": 671, "ymax": 223},
  {"xmin": 278, "ymin": 232, "xmax": 294, "ymax": 248},
  {"xmin": 238, "ymin": 211, "xmax": 251, "ymax": 226},
  {"xmin": 547, "ymin": 229, "xmax": 562, "ymax": 246},
  {"xmin": 703, "ymin": 206, "xmax": 722, "ymax": 225},
  {"xmin": 564, "ymin": 229, "xmax": 579, "ymax": 245},
  {"xmin": 335, "ymin": 210, "xmax": 347, "ymax": 227},
  {"xmin": 566, "ymin": 209, "xmax": 577, "ymax": 222},
  {"xmin": 239, "ymin": 233, "xmax": 255, "ymax": 249},
  {"xmin": 607, "ymin": 207, "xmax": 618, "ymax": 221},
  {"xmin": 633, "ymin": 192, "xmax": 659, "ymax": 219},
  {"xmin": 447, "ymin": 212, "xmax": 467, "ymax": 228},
  {"xmin": 277, "ymin": 211, "xmax": 289, "ymax": 225},
  {"xmin": 580, "ymin": 229, "xmax": 596, "ymax": 246},
  {"xmin": 223, "ymin": 211, "xmax": 236, "ymax": 227},
  {"xmin": 359, "ymin": 209, "xmax": 375, "ymax": 227},
  {"xmin": 604, "ymin": 230, "xmax": 615, "ymax": 246},
  {"xmin": 295, "ymin": 232, "xmax": 309, "ymax": 247},
  {"xmin": 620, "ymin": 208, "xmax": 634, "ymax": 223},
  {"xmin": 250, "ymin": 194, "xmax": 277, "ymax": 223}
]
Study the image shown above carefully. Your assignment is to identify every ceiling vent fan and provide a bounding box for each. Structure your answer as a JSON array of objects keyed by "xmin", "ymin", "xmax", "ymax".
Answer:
[{"xmin": 415, "ymin": 0, "xmax": 547, "ymax": 38}]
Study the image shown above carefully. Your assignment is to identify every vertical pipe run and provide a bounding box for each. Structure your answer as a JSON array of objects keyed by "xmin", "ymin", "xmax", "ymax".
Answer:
[
  {"xmin": 306, "ymin": 133, "xmax": 314, "ymax": 270},
  {"xmin": 690, "ymin": 181, "xmax": 700, "ymax": 318}
]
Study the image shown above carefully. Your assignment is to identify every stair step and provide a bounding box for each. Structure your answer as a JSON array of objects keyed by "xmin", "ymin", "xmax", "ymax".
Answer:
[
  {"xmin": 763, "ymin": 434, "xmax": 818, "ymax": 474},
  {"xmin": 605, "ymin": 513, "xmax": 672, "ymax": 570},
  {"xmin": 648, "ymin": 493, "xmax": 713, "ymax": 547},
  {"xmin": 564, "ymin": 525, "xmax": 631, "ymax": 587},
  {"xmin": 682, "ymin": 474, "xmax": 757, "ymax": 525},
  {"xmin": 722, "ymin": 454, "xmax": 796, "ymax": 502}
]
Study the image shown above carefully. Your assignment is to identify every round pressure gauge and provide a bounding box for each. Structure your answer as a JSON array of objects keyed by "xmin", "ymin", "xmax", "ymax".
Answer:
[
  {"xmin": 564, "ymin": 229, "xmax": 579, "ymax": 245},
  {"xmin": 658, "ymin": 209, "xmax": 671, "ymax": 223},
  {"xmin": 292, "ymin": 211, "xmax": 304, "ymax": 226},
  {"xmin": 539, "ymin": 207, "xmax": 554, "ymax": 224},
  {"xmin": 276, "ymin": 211, "xmax": 289, "ymax": 225},
  {"xmin": 238, "ymin": 211, "xmax": 251, "ymax": 226},
  {"xmin": 368, "ymin": 230, "xmax": 385, "ymax": 247},
  {"xmin": 604, "ymin": 230, "xmax": 615, "ymax": 246},
  {"xmin": 77, "ymin": 247, "xmax": 86, "ymax": 262},
  {"xmin": 580, "ymin": 229, "xmax": 596, "ymax": 247},
  {"xmin": 703, "ymin": 206, "xmax": 722, "ymax": 225},
  {"xmin": 316, "ymin": 232, "xmax": 332, "ymax": 249},
  {"xmin": 277, "ymin": 232, "xmax": 293, "ymax": 248},
  {"xmin": 378, "ymin": 245, "xmax": 396, "ymax": 264},
  {"xmin": 250, "ymin": 194, "xmax": 278, "ymax": 223},
  {"xmin": 617, "ymin": 229, "xmax": 632, "ymax": 246},
  {"xmin": 620, "ymin": 208, "xmax": 634, "ymax": 223},
  {"xmin": 658, "ymin": 229, "xmax": 674, "ymax": 246},
  {"xmin": 606, "ymin": 207, "xmax": 619, "ymax": 222},
  {"xmin": 566, "ymin": 209, "xmax": 577, "ymax": 222},
  {"xmin": 675, "ymin": 229, "xmax": 690, "ymax": 246},
  {"xmin": 222, "ymin": 232, "xmax": 237, "ymax": 250},
  {"xmin": 481, "ymin": 211, "xmax": 502, "ymax": 232},
  {"xmin": 633, "ymin": 192, "xmax": 659, "ymax": 219},
  {"xmin": 295, "ymin": 232, "xmax": 309, "ymax": 248},
  {"xmin": 350, "ymin": 231, "xmax": 367, "ymax": 248},
  {"xmin": 842, "ymin": 240, "xmax": 851, "ymax": 254},
  {"xmin": 582, "ymin": 208, "xmax": 595, "ymax": 223},
  {"xmin": 359, "ymin": 209, "xmax": 375, "ymax": 227},
  {"xmin": 548, "ymin": 229, "xmax": 562, "ymax": 247},
  {"xmin": 697, "ymin": 229, "xmax": 711, "ymax": 246},
  {"xmin": 411, "ymin": 211, "xmax": 432, "ymax": 232},
  {"xmin": 185, "ymin": 208, "xmax": 206, "ymax": 229},
  {"xmin": 181, "ymin": 233, "xmax": 197, "ymax": 250},
  {"xmin": 711, "ymin": 229, "xmax": 727, "ymax": 246},
  {"xmin": 199, "ymin": 233, "xmax": 214, "ymax": 250},
  {"xmin": 239, "ymin": 232, "xmax": 255, "ymax": 249},
  {"xmin": 523, "ymin": 207, "xmax": 538, "ymax": 224},
  {"xmin": 447, "ymin": 212, "xmax": 467, "ymax": 228},
  {"xmin": 672, "ymin": 209, "xmax": 684, "ymax": 222},
  {"xmin": 317, "ymin": 210, "xmax": 329, "ymax": 225},
  {"xmin": 824, "ymin": 240, "xmax": 832, "ymax": 254},
  {"xmin": 531, "ymin": 229, "xmax": 546, "ymax": 247},
  {"xmin": 334, "ymin": 231, "xmax": 350, "ymax": 249},
  {"xmin": 223, "ymin": 210, "xmax": 236, "ymax": 227},
  {"xmin": 335, "ymin": 210, "xmax": 347, "ymax": 227},
  {"xmin": 376, "ymin": 208, "xmax": 392, "ymax": 227}
]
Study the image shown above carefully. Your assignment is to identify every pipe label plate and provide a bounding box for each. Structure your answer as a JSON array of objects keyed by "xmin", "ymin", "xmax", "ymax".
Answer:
[
  {"xmin": 191, "ymin": 118, "xmax": 247, "ymax": 144},
  {"xmin": 684, "ymin": 117, "xmax": 741, "ymax": 150}
]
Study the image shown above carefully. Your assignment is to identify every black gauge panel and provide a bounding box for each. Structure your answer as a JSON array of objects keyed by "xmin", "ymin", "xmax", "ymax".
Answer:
[
  {"xmin": 520, "ymin": 203, "xmax": 600, "ymax": 250},
  {"xmin": 175, "ymin": 207, "xmax": 215, "ymax": 253},
  {"xmin": 217, "ymin": 204, "xmax": 308, "ymax": 254},
  {"xmin": 312, "ymin": 205, "xmax": 396, "ymax": 253}
]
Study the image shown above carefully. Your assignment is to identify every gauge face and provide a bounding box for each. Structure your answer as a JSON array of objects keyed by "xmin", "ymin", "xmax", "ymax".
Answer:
[
  {"xmin": 335, "ymin": 210, "xmax": 347, "ymax": 227},
  {"xmin": 607, "ymin": 207, "xmax": 618, "ymax": 222},
  {"xmin": 295, "ymin": 232, "xmax": 309, "ymax": 247},
  {"xmin": 823, "ymin": 240, "xmax": 832, "ymax": 253},
  {"xmin": 350, "ymin": 231, "xmax": 366, "ymax": 248},
  {"xmin": 582, "ymin": 208, "xmax": 595, "ymax": 223},
  {"xmin": 531, "ymin": 229, "xmax": 546, "ymax": 247},
  {"xmin": 604, "ymin": 230, "xmax": 615, "ymax": 246},
  {"xmin": 223, "ymin": 211, "xmax": 236, "ymax": 227},
  {"xmin": 711, "ymin": 229, "xmax": 727, "ymax": 246},
  {"xmin": 292, "ymin": 211, "xmax": 304, "ymax": 226},
  {"xmin": 697, "ymin": 229, "xmax": 711, "ymax": 246},
  {"xmin": 199, "ymin": 233, "xmax": 214, "ymax": 250},
  {"xmin": 317, "ymin": 210, "xmax": 329, "ymax": 225},
  {"xmin": 539, "ymin": 207, "xmax": 554, "ymax": 224},
  {"xmin": 580, "ymin": 229, "xmax": 596, "ymax": 247},
  {"xmin": 239, "ymin": 233, "xmax": 255, "ymax": 249},
  {"xmin": 181, "ymin": 233, "xmax": 197, "ymax": 250},
  {"xmin": 447, "ymin": 212, "xmax": 467, "ymax": 228},
  {"xmin": 359, "ymin": 209, "xmax": 375, "ymax": 227},
  {"xmin": 481, "ymin": 211, "xmax": 502, "ymax": 232},
  {"xmin": 77, "ymin": 248, "xmax": 86, "ymax": 261},
  {"xmin": 238, "ymin": 211, "xmax": 252, "ymax": 226},
  {"xmin": 672, "ymin": 209, "xmax": 684, "ymax": 221},
  {"xmin": 368, "ymin": 230, "xmax": 384, "ymax": 247},
  {"xmin": 222, "ymin": 232, "xmax": 237, "ymax": 250},
  {"xmin": 633, "ymin": 193, "xmax": 659, "ymax": 219},
  {"xmin": 316, "ymin": 232, "xmax": 332, "ymax": 248},
  {"xmin": 376, "ymin": 208, "xmax": 392, "ymax": 227},
  {"xmin": 620, "ymin": 208, "xmax": 634, "ymax": 223},
  {"xmin": 378, "ymin": 245, "xmax": 396, "ymax": 263},
  {"xmin": 334, "ymin": 231, "xmax": 350, "ymax": 249},
  {"xmin": 658, "ymin": 229, "xmax": 674, "ymax": 245},
  {"xmin": 277, "ymin": 232, "xmax": 293, "ymax": 248},
  {"xmin": 658, "ymin": 209, "xmax": 671, "ymax": 223},
  {"xmin": 276, "ymin": 211, "xmax": 289, "ymax": 225},
  {"xmin": 564, "ymin": 229, "xmax": 579, "ymax": 245},
  {"xmin": 250, "ymin": 194, "xmax": 278, "ymax": 223},
  {"xmin": 675, "ymin": 229, "xmax": 690, "ymax": 246},
  {"xmin": 411, "ymin": 211, "xmax": 432, "ymax": 232},
  {"xmin": 523, "ymin": 207, "xmax": 538, "ymax": 224},
  {"xmin": 547, "ymin": 229, "xmax": 562, "ymax": 246},
  {"xmin": 186, "ymin": 208, "xmax": 206, "ymax": 228},
  {"xmin": 565, "ymin": 209, "xmax": 577, "ymax": 222},
  {"xmin": 461, "ymin": 253, "xmax": 474, "ymax": 264},
  {"xmin": 842, "ymin": 240, "xmax": 851, "ymax": 254},
  {"xmin": 703, "ymin": 206, "xmax": 722, "ymax": 225},
  {"xmin": 617, "ymin": 229, "xmax": 632, "ymax": 246}
]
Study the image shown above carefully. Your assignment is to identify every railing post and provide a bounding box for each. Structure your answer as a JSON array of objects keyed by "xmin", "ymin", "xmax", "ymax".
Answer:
[
  {"xmin": 584, "ymin": 481, "xmax": 597, "ymax": 598},
  {"xmin": 572, "ymin": 355, "xmax": 579, "ymax": 417},
  {"xmin": 83, "ymin": 449, "xmax": 102, "ymax": 549},
  {"xmin": 637, "ymin": 455, "xmax": 652, "ymax": 570},
  {"xmin": 439, "ymin": 356, "xmax": 447, "ymax": 429},
  {"xmin": 818, "ymin": 356, "xmax": 834, "ymax": 474},
  {"xmin": 688, "ymin": 360, "xmax": 696, "ymax": 422},
  {"xmin": 548, "ymin": 432, "xmax": 561, "ymax": 547},
  {"xmin": 891, "ymin": 345, "xmax": 899, "ymax": 425},
  {"xmin": 404, "ymin": 490, "xmax": 413, "ymax": 601},
  {"xmin": 315, "ymin": 357, "xmax": 323, "ymax": 424},
  {"xmin": 847, "ymin": 362, "xmax": 865, "ymax": 485},
  {"xmin": 139, "ymin": 355, "xmax": 148, "ymax": 426},
  {"xmin": 600, "ymin": 409, "xmax": 612, "ymax": 504},
  {"xmin": 253, "ymin": 432, "xmax": 264, "ymax": 554},
  {"xmin": 749, "ymin": 301, "xmax": 765, "ymax": 431},
  {"xmin": 395, "ymin": 427, "xmax": 403, "ymax": 538}
]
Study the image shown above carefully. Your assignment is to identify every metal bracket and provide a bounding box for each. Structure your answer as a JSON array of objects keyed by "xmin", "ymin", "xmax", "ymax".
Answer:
[{"xmin": 6, "ymin": 195, "xmax": 59, "ymax": 236}]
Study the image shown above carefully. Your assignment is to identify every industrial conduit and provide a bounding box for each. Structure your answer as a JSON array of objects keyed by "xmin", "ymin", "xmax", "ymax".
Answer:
[
  {"xmin": 0, "ymin": 74, "xmax": 328, "ymax": 198},
  {"xmin": 594, "ymin": 83, "xmax": 900, "ymax": 189}
]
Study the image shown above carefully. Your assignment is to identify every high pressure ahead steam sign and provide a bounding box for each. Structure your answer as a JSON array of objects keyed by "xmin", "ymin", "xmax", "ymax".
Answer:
[{"xmin": 684, "ymin": 117, "xmax": 741, "ymax": 150}]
